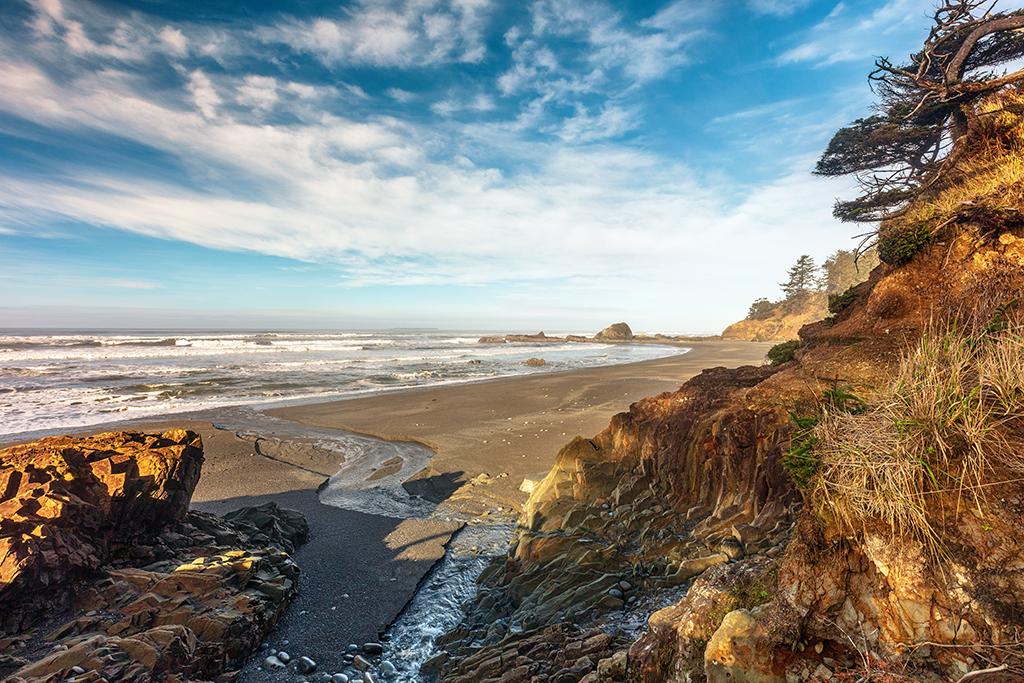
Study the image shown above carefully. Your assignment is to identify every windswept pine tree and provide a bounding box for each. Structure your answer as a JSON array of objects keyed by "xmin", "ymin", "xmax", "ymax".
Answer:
[{"xmin": 816, "ymin": 0, "xmax": 1024, "ymax": 226}]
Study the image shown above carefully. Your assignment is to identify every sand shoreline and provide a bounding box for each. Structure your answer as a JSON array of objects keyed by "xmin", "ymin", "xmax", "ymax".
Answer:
[{"xmin": 3, "ymin": 340, "xmax": 772, "ymax": 679}]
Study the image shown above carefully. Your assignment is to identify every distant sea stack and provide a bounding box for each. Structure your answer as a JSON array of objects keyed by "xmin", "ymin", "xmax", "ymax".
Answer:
[{"xmin": 593, "ymin": 322, "xmax": 633, "ymax": 341}]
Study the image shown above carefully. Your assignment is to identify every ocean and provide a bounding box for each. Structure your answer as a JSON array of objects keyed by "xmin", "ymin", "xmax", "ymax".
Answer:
[{"xmin": 0, "ymin": 330, "xmax": 685, "ymax": 439}]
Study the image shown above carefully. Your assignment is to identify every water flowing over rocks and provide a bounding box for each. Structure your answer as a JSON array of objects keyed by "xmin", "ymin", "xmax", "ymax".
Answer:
[
  {"xmin": 0, "ymin": 430, "xmax": 308, "ymax": 682},
  {"xmin": 432, "ymin": 225, "xmax": 1024, "ymax": 682}
]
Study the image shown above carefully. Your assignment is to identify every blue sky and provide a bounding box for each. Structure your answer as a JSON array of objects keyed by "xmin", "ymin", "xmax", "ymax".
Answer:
[{"xmin": 0, "ymin": 0, "xmax": 1000, "ymax": 332}]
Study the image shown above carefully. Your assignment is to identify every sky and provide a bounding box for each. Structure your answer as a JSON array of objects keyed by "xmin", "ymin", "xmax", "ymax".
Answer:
[{"xmin": 0, "ymin": 0, "xmax": 998, "ymax": 332}]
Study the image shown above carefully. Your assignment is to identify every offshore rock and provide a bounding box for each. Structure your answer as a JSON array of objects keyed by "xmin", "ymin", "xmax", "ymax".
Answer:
[
  {"xmin": 0, "ymin": 430, "xmax": 307, "ymax": 682},
  {"xmin": 593, "ymin": 322, "xmax": 633, "ymax": 341}
]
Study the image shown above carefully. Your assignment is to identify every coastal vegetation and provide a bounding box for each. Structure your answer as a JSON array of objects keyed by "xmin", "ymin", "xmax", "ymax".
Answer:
[
  {"xmin": 808, "ymin": 316, "xmax": 1024, "ymax": 553},
  {"xmin": 723, "ymin": 247, "xmax": 878, "ymax": 342}
]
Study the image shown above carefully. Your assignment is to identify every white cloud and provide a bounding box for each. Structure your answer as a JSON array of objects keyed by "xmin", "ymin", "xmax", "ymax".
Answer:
[
  {"xmin": 775, "ymin": 0, "xmax": 925, "ymax": 67},
  {"xmin": 0, "ymin": 56, "xmax": 858, "ymax": 331},
  {"xmin": 188, "ymin": 70, "xmax": 221, "ymax": 119},
  {"xmin": 557, "ymin": 104, "xmax": 636, "ymax": 142},
  {"xmin": 263, "ymin": 0, "xmax": 494, "ymax": 67},
  {"xmin": 386, "ymin": 87, "xmax": 416, "ymax": 103},
  {"xmin": 105, "ymin": 278, "xmax": 160, "ymax": 289},
  {"xmin": 159, "ymin": 26, "xmax": 188, "ymax": 56},
  {"xmin": 236, "ymin": 75, "xmax": 278, "ymax": 111},
  {"xmin": 495, "ymin": 0, "xmax": 711, "ymax": 140},
  {"xmin": 747, "ymin": 0, "xmax": 812, "ymax": 17}
]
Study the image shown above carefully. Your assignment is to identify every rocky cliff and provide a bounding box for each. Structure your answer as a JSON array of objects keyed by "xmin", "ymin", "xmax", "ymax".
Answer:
[
  {"xmin": 0, "ymin": 430, "xmax": 307, "ymax": 682},
  {"xmin": 720, "ymin": 297, "xmax": 826, "ymax": 343},
  {"xmin": 433, "ymin": 97, "xmax": 1024, "ymax": 682}
]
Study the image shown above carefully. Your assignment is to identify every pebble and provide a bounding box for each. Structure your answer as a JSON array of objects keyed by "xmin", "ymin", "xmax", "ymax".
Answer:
[
  {"xmin": 608, "ymin": 588, "xmax": 624, "ymax": 599},
  {"xmin": 264, "ymin": 656, "xmax": 286, "ymax": 669},
  {"xmin": 297, "ymin": 656, "xmax": 317, "ymax": 674},
  {"xmin": 71, "ymin": 666, "xmax": 86, "ymax": 675},
  {"xmin": 618, "ymin": 580, "xmax": 632, "ymax": 591},
  {"xmin": 353, "ymin": 655, "xmax": 371, "ymax": 671},
  {"xmin": 363, "ymin": 673, "xmax": 376, "ymax": 683},
  {"xmin": 379, "ymin": 661, "xmax": 397, "ymax": 676},
  {"xmin": 362, "ymin": 643, "xmax": 384, "ymax": 656},
  {"xmin": 347, "ymin": 644, "xmax": 359, "ymax": 654},
  {"xmin": 332, "ymin": 675, "xmax": 349, "ymax": 683},
  {"xmin": 278, "ymin": 651, "xmax": 291, "ymax": 664}
]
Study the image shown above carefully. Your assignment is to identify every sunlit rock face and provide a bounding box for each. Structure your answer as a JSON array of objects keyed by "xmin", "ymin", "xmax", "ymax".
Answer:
[
  {"xmin": 0, "ymin": 430, "xmax": 307, "ymax": 682},
  {"xmin": 434, "ymin": 224, "xmax": 1024, "ymax": 682}
]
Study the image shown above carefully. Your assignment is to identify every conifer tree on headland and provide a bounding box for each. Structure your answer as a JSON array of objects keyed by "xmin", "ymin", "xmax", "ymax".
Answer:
[
  {"xmin": 781, "ymin": 255, "xmax": 819, "ymax": 310},
  {"xmin": 815, "ymin": 0, "xmax": 1024, "ymax": 223}
]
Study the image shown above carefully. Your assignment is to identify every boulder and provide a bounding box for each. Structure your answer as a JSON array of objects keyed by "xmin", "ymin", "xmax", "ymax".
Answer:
[
  {"xmin": 0, "ymin": 429, "xmax": 204, "ymax": 623},
  {"xmin": 594, "ymin": 323, "xmax": 633, "ymax": 341},
  {"xmin": 0, "ymin": 430, "xmax": 307, "ymax": 683}
]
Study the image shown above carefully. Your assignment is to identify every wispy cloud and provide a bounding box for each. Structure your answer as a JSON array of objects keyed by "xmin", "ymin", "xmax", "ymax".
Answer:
[
  {"xmin": 747, "ymin": 0, "xmax": 813, "ymax": 17},
  {"xmin": 260, "ymin": 0, "xmax": 494, "ymax": 67},
  {"xmin": 775, "ymin": 0, "xmax": 925, "ymax": 67},
  {"xmin": 0, "ymin": 54, "xmax": 855, "ymax": 298},
  {"xmin": 105, "ymin": 278, "xmax": 160, "ymax": 290}
]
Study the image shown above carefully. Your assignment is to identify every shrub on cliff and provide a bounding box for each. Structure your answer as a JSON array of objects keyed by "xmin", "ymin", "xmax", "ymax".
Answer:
[
  {"xmin": 806, "ymin": 315, "xmax": 1024, "ymax": 552},
  {"xmin": 766, "ymin": 340, "xmax": 801, "ymax": 366}
]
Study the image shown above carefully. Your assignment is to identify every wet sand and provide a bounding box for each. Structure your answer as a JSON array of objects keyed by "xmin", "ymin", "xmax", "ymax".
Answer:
[
  {"xmin": 269, "ymin": 340, "xmax": 773, "ymax": 515},
  {"xmin": 133, "ymin": 339, "xmax": 771, "ymax": 677}
]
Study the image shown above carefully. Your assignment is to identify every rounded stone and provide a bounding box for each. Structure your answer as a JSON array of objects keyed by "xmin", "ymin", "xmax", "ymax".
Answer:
[
  {"xmin": 297, "ymin": 656, "xmax": 317, "ymax": 674},
  {"xmin": 379, "ymin": 661, "xmax": 397, "ymax": 676},
  {"xmin": 277, "ymin": 651, "xmax": 291, "ymax": 664},
  {"xmin": 332, "ymin": 675, "xmax": 350, "ymax": 683},
  {"xmin": 264, "ymin": 656, "xmax": 286, "ymax": 669},
  {"xmin": 607, "ymin": 588, "xmax": 624, "ymax": 599},
  {"xmin": 362, "ymin": 642, "xmax": 384, "ymax": 656}
]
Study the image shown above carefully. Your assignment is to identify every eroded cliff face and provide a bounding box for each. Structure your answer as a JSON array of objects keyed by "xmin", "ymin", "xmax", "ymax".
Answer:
[
  {"xmin": 0, "ymin": 430, "xmax": 307, "ymax": 682},
  {"xmin": 436, "ymin": 226, "xmax": 1024, "ymax": 683}
]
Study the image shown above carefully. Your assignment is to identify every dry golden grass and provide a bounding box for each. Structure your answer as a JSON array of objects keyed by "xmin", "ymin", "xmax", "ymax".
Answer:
[
  {"xmin": 809, "ymin": 318, "xmax": 1024, "ymax": 551},
  {"xmin": 893, "ymin": 88, "xmax": 1024, "ymax": 236}
]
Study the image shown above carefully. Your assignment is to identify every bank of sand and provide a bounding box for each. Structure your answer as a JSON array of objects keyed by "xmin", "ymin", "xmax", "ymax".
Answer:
[{"xmin": 137, "ymin": 339, "xmax": 772, "ymax": 676}]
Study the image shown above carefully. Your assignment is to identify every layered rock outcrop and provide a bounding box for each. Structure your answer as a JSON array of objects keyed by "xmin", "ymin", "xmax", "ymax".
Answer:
[
  {"xmin": 436, "ymin": 224, "xmax": 1024, "ymax": 682},
  {"xmin": 0, "ymin": 430, "xmax": 307, "ymax": 682}
]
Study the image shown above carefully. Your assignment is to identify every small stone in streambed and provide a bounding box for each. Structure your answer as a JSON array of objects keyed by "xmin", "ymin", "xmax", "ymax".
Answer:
[
  {"xmin": 363, "ymin": 673, "xmax": 376, "ymax": 683},
  {"xmin": 297, "ymin": 656, "xmax": 317, "ymax": 674},
  {"xmin": 618, "ymin": 580, "xmax": 632, "ymax": 591},
  {"xmin": 607, "ymin": 588, "xmax": 624, "ymax": 599},
  {"xmin": 332, "ymin": 675, "xmax": 349, "ymax": 683},
  {"xmin": 278, "ymin": 651, "xmax": 291, "ymax": 664},
  {"xmin": 379, "ymin": 661, "xmax": 397, "ymax": 676},
  {"xmin": 347, "ymin": 644, "xmax": 359, "ymax": 653},
  {"xmin": 362, "ymin": 643, "xmax": 383, "ymax": 656},
  {"xmin": 70, "ymin": 667, "xmax": 86, "ymax": 675},
  {"xmin": 353, "ymin": 655, "xmax": 371, "ymax": 671},
  {"xmin": 264, "ymin": 656, "xmax": 286, "ymax": 669}
]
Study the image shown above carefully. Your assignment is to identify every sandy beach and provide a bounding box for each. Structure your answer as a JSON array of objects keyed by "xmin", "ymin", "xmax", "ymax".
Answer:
[{"xmin": 123, "ymin": 340, "xmax": 771, "ymax": 677}]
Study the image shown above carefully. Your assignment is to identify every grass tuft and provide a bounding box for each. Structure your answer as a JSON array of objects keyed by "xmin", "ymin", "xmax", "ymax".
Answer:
[{"xmin": 807, "ymin": 316, "xmax": 1024, "ymax": 554}]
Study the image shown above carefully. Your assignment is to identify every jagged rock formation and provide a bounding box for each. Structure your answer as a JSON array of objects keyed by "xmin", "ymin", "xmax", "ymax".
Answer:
[
  {"xmin": 436, "ymin": 219, "xmax": 1024, "ymax": 681},
  {"xmin": 0, "ymin": 430, "xmax": 307, "ymax": 682}
]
